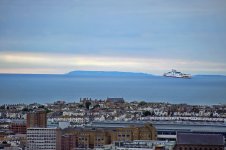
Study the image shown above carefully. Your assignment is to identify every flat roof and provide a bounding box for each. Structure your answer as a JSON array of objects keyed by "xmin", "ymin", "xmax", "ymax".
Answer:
[
  {"xmin": 88, "ymin": 121, "xmax": 226, "ymax": 133},
  {"xmin": 177, "ymin": 133, "xmax": 224, "ymax": 145}
]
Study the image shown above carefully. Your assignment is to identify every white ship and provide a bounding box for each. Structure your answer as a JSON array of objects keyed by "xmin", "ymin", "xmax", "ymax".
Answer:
[{"xmin": 163, "ymin": 69, "xmax": 191, "ymax": 79}]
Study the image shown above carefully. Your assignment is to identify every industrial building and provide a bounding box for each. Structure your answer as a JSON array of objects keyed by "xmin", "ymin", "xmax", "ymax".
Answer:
[{"xmin": 87, "ymin": 121, "xmax": 226, "ymax": 143}]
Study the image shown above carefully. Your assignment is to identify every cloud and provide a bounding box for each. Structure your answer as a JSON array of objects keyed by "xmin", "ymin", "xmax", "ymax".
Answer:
[
  {"xmin": 0, "ymin": 52, "xmax": 225, "ymax": 75},
  {"xmin": 0, "ymin": 0, "xmax": 226, "ymax": 75}
]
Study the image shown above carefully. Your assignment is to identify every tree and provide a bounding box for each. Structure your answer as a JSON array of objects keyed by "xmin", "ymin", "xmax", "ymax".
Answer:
[
  {"xmin": 38, "ymin": 105, "xmax": 45, "ymax": 109},
  {"xmin": 85, "ymin": 101, "xmax": 91, "ymax": 110},
  {"xmin": 22, "ymin": 108, "xmax": 29, "ymax": 112},
  {"xmin": 44, "ymin": 108, "xmax": 52, "ymax": 114},
  {"xmin": 78, "ymin": 104, "xmax": 84, "ymax": 108},
  {"xmin": 143, "ymin": 111, "xmax": 151, "ymax": 117},
  {"xmin": 92, "ymin": 104, "xmax": 100, "ymax": 110},
  {"xmin": 210, "ymin": 112, "xmax": 213, "ymax": 117},
  {"xmin": 0, "ymin": 105, "xmax": 5, "ymax": 109},
  {"xmin": 139, "ymin": 101, "xmax": 147, "ymax": 106}
]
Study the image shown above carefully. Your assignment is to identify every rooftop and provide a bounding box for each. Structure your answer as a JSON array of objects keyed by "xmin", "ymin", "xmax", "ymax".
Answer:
[
  {"xmin": 177, "ymin": 133, "xmax": 224, "ymax": 145},
  {"xmin": 88, "ymin": 121, "xmax": 226, "ymax": 133}
]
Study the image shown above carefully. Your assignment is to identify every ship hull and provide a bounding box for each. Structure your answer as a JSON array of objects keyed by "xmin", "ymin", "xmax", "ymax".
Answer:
[{"xmin": 163, "ymin": 75, "xmax": 191, "ymax": 79}]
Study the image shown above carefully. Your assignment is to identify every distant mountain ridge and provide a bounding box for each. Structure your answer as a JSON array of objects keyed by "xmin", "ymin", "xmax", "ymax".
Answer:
[
  {"xmin": 193, "ymin": 75, "xmax": 226, "ymax": 78},
  {"xmin": 66, "ymin": 70, "xmax": 154, "ymax": 77},
  {"xmin": 0, "ymin": 71, "xmax": 226, "ymax": 78}
]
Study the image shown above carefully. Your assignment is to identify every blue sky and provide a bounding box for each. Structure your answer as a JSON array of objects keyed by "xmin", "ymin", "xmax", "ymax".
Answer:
[{"xmin": 0, "ymin": 0, "xmax": 226, "ymax": 75}]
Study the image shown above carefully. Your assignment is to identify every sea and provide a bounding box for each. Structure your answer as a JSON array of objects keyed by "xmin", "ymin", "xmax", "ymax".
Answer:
[{"xmin": 0, "ymin": 74, "xmax": 226, "ymax": 105}]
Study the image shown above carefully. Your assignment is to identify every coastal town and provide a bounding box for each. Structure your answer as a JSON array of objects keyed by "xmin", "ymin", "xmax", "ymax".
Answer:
[
  {"xmin": 0, "ymin": 98, "xmax": 226, "ymax": 149},
  {"xmin": 1, "ymin": 98, "xmax": 225, "ymax": 123},
  {"xmin": 1, "ymin": 0, "xmax": 226, "ymax": 149}
]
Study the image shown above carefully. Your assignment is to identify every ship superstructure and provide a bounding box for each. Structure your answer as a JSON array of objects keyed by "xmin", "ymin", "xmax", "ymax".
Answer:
[{"xmin": 163, "ymin": 69, "xmax": 191, "ymax": 78}]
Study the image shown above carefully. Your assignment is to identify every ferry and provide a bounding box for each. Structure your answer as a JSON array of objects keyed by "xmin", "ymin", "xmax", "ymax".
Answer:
[{"xmin": 163, "ymin": 69, "xmax": 191, "ymax": 79}]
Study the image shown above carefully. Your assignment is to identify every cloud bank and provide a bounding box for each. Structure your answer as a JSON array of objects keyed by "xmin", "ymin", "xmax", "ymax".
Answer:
[{"xmin": 0, "ymin": 0, "xmax": 226, "ymax": 74}]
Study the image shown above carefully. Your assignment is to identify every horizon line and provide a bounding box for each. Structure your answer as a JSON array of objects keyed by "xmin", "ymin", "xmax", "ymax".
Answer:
[{"xmin": 0, "ymin": 70, "xmax": 226, "ymax": 77}]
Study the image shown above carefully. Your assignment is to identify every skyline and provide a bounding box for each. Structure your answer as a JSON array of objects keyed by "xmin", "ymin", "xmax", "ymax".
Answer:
[{"xmin": 1, "ymin": 0, "xmax": 226, "ymax": 75}]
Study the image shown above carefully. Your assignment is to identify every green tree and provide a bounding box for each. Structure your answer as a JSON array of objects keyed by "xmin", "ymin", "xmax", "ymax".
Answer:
[
  {"xmin": 38, "ymin": 105, "xmax": 45, "ymax": 109},
  {"xmin": 93, "ymin": 104, "xmax": 100, "ymax": 109},
  {"xmin": 143, "ymin": 111, "xmax": 151, "ymax": 117},
  {"xmin": 85, "ymin": 101, "xmax": 91, "ymax": 110},
  {"xmin": 22, "ymin": 108, "xmax": 29, "ymax": 112},
  {"xmin": 0, "ymin": 105, "xmax": 5, "ymax": 109},
  {"xmin": 78, "ymin": 104, "xmax": 84, "ymax": 108},
  {"xmin": 44, "ymin": 108, "xmax": 52, "ymax": 113},
  {"xmin": 139, "ymin": 101, "xmax": 147, "ymax": 106}
]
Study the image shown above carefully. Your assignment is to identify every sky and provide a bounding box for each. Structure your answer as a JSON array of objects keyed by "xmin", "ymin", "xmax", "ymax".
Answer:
[{"xmin": 0, "ymin": 0, "xmax": 226, "ymax": 75}]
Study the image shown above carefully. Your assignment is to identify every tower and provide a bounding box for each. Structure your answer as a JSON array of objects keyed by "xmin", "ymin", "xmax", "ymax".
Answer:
[{"xmin": 26, "ymin": 110, "xmax": 47, "ymax": 128}]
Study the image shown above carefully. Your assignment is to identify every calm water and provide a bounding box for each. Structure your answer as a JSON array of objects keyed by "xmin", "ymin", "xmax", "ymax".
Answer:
[{"xmin": 0, "ymin": 75, "xmax": 226, "ymax": 105}]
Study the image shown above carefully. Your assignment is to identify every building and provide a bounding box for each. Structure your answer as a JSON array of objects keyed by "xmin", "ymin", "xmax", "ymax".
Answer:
[
  {"xmin": 0, "ymin": 129, "xmax": 14, "ymax": 141},
  {"xmin": 26, "ymin": 110, "xmax": 47, "ymax": 128},
  {"xmin": 3, "ymin": 134, "xmax": 27, "ymax": 150},
  {"xmin": 9, "ymin": 123, "xmax": 26, "ymax": 134},
  {"xmin": 61, "ymin": 128, "xmax": 106, "ymax": 149},
  {"xmin": 0, "ymin": 141, "xmax": 11, "ymax": 149},
  {"xmin": 88, "ymin": 121, "xmax": 226, "ymax": 143},
  {"xmin": 93, "ymin": 129, "xmax": 111, "ymax": 149},
  {"xmin": 61, "ymin": 134, "xmax": 77, "ymax": 150},
  {"xmin": 174, "ymin": 133, "xmax": 224, "ymax": 150},
  {"xmin": 62, "ymin": 123, "xmax": 157, "ymax": 149},
  {"xmin": 58, "ymin": 122, "xmax": 70, "ymax": 129},
  {"xmin": 27, "ymin": 128, "xmax": 61, "ymax": 150},
  {"xmin": 106, "ymin": 98, "xmax": 125, "ymax": 103},
  {"xmin": 73, "ymin": 128, "xmax": 112, "ymax": 149},
  {"xmin": 111, "ymin": 124, "xmax": 156, "ymax": 142},
  {"xmin": 112, "ymin": 140, "xmax": 175, "ymax": 150},
  {"xmin": 77, "ymin": 131, "xmax": 91, "ymax": 149}
]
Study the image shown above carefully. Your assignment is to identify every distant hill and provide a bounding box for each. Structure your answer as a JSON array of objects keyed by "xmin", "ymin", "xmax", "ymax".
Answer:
[
  {"xmin": 193, "ymin": 75, "xmax": 226, "ymax": 78},
  {"xmin": 66, "ymin": 71, "xmax": 154, "ymax": 77},
  {"xmin": 0, "ymin": 71, "xmax": 225, "ymax": 78}
]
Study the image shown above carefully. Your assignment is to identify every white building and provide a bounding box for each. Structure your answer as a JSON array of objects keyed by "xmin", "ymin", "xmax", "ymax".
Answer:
[
  {"xmin": 27, "ymin": 128, "xmax": 61, "ymax": 150},
  {"xmin": 58, "ymin": 121, "xmax": 70, "ymax": 129},
  {"xmin": 111, "ymin": 140, "xmax": 175, "ymax": 150}
]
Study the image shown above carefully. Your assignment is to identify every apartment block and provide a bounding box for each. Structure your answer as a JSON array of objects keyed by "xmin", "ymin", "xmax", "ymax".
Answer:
[
  {"xmin": 26, "ymin": 110, "xmax": 47, "ymax": 128},
  {"xmin": 27, "ymin": 128, "xmax": 61, "ymax": 150}
]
